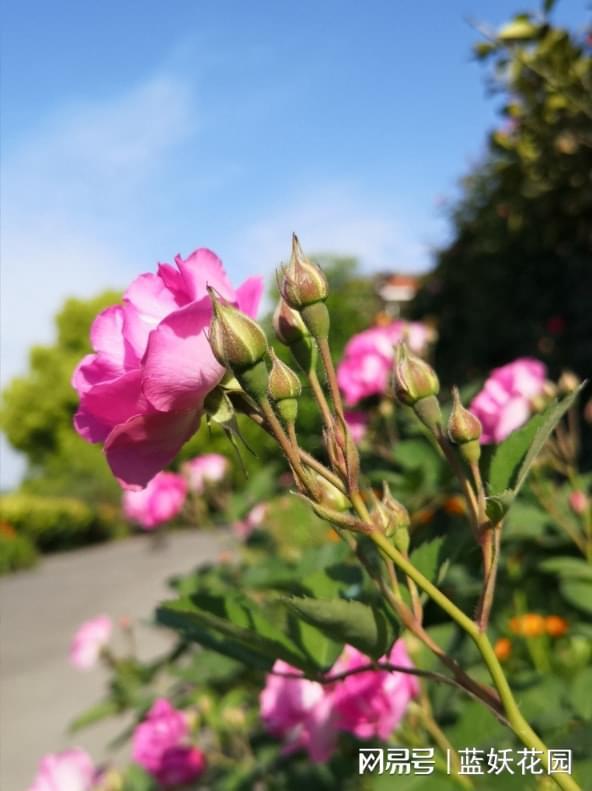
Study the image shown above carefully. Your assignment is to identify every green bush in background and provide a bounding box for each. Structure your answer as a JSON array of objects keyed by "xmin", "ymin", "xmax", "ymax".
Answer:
[{"xmin": 0, "ymin": 494, "xmax": 127, "ymax": 553}]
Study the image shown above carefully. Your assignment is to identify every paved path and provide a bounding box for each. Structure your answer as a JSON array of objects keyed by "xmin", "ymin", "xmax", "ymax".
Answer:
[{"xmin": 0, "ymin": 530, "xmax": 231, "ymax": 791}]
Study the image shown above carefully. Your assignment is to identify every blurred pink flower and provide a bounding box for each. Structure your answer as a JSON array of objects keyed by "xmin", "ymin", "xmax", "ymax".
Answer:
[
  {"xmin": 344, "ymin": 410, "xmax": 368, "ymax": 443},
  {"xmin": 69, "ymin": 615, "xmax": 112, "ymax": 670},
  {"xmin": 569, "ymin": 490, "xmax": 589, "ymax": 515},
  {"xmin": 182, "ymin": 453, "xmax": 229, "ymax": 494},
  {"xmin": 72, "ymin": 249, "xmax": 263, "ymax": 490},
  {"xmin": 152, "ymin": 745, "xmax": 206, "ymax": 788},
  {"xmin": 232, "ymin": 502, "xmax": 268, "ymax": 540},
  {"xmin": 330, "ymin": 641, "xmax": 419, "ymax": 740},
  {"xmin": 28, "ymin": 748, "xmax": 96, "ymax": 791},
  {"xmin": 337, "ymin": 321, "xmax": 430, "ymax": 406},
  {"xmin": 122, "ymin": 471, "xmax": 187, "ymax": 530},
  {"xmin": 132, "ymin": 699, "xmax": 205, "ymax": 787},
  {"xmin": 260, "ymin": 640, "xmax": 418, "ymax": 762},
  {"xmin": 470, "ymin": 358, "xmax": 547, "ymax": 444},
  {"xmin": 260, "ymin": 660, "xmax": 339, "ymax": 763}
]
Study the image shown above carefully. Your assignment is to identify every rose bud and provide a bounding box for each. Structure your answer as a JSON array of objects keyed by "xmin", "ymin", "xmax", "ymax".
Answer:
[
  {"xmin": 208, "ymin": 288, "xmax": 267, "ymax": 371},
  {"xmin": 268, "ymin": 349, "xmax": 302, "ymax": 424},
  {"xmin": 208, "ymin": 288, "xmax": 269, "ymax": 401},
  {"xmin": 316, "ymin": 476, "xmax": 351, "ymax": 512},
  {"xmin": 280, "ymin": 234, "xmax": 329, "ymax": 309},
  {"xmin": 279, "ymin": 234, "xmax": 330, "ymax": 340},
  {"xmin": 273, "ymin": 299, "xmax": 317, "ymax": 373},
  {"xmin": 393, "ymin": 343, "xmax": 442, "ymax": 433},
  {"xmin": 448, "ymin": 386, "xmax": 482, "ymax": 463}
]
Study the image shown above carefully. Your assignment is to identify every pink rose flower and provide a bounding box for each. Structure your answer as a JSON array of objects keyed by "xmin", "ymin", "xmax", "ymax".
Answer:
[
  {"xmin": 337, "ymin": 321, "xmax": 430, "ymax": 406},
  {"xmin": 470, "ymin": 358, "xmax": 547, "ymax": 444},
  {"xmin": 132, "ymin": 698, "xmax": 205, "ymax": 786},
  {"xmin": 122, "ymin": 471, "xmax": 187, "ymax": 530},
  {"xmin": 182, "ymin": 453, "xmax": 229, "ymax": 494},
  {"xmin": 344, "ymin": 410, "xmax": 368, "ymax": 443},
  {"xmin": 330, "ymin": 640, "xmax": 419, "ymax": 741},
  {"xmin": 260, "ymin": 660, "xmax": 339, "ymax": 763},
  {"xmin": 232, "ymin": 502, "xmax": 268, "ymax": 540},
  {"xmin": 28, "ymin": 748, "xmax": 96, "ymax": 791},
  {"xmin": 72, "ymin": 249, "xmax": 263, "ymax": 489},
  {"xmin": 260, "ymin": 640, "xmax": 419, "ymax": 762},
  {"xmin": 69, "ymin": 615, "xmax": 112, "ymax": 670}
]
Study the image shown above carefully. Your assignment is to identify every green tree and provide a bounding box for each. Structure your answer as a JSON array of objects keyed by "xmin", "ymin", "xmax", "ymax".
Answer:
[
  {"xmin": 414, "ymin": 3, "xmax": 592, "ymax": 383},
  {"xmin": 1, "ymin": 292, "xmax": 123, "ymax": 503}
]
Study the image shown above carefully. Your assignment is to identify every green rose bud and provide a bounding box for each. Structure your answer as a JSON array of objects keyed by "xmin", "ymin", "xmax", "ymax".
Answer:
[
  {"xmin": 268, "ymin": 349, "xmax": 301, "ymax": 424},
  {"xmin": 208, "ymin": 288, "xmax": 268, "ymax": 371},
  {"xmin": 448, "ymin": 387, "xmax": 482, "ymax": 444},
  {"xmin": 273, "ymin": 299, "xmax": 309, "ymax": 346},
  {"xmin": 393, "ymin": 343, "xmax": 440, "ymax": 405},
  {"xmin": 280, "ymin": 233, "xmax": 329, "ymax": 310},
  {"xmin": 316, "ymin": 476, "xmax": 351, "ymax": 512}
]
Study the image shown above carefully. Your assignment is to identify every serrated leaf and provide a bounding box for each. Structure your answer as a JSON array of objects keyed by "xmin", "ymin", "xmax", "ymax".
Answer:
[
  {"xmin": 157, "ymin": 592, "xmax": 319, "ymax": 672},
  {"xmin": 485, "ymin": 386, "xmax": 584, "ymax": 519},
  {"xmin": 281, "ymin": 596, "xmax": 397, "ymax": 660}
]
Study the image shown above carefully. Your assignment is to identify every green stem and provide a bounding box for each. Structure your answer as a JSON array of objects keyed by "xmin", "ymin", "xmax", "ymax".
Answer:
[
  {"xmin": 370, "ymin": 531, "xmax": 581, "ymax": 791},
  {"xmin": 308, "ymin": 367, "xmax": 335, "ymax": 433}
]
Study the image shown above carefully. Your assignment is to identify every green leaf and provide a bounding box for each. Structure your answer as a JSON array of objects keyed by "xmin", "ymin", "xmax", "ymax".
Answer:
[
  {"xmin": 569, "ymin": 668, "xmax": 592, "ymax": 720},
  {"xmin": 559, "ymin": 578, "xmax": 592, "ymax": 616},
  {"xmin": 485, "ymin": 386, "xmax": 584, "ymax": 519},
  {"xmin": 498, "ymin": 19, "xmax": 539, "ymax": 41},
  {"xmin": 156, "ymin": 591, "xmax": 319, "ymax": 672},
  {"xmin": 410, "ymin": 536, "xmax": 447, "ymax": 584},
  {"xmin": 539, "ymin": 557, "xmax": 592, "ymax": 581},
  {"xmin": 68, "ymin": 699, "xmax": 119, "ymax": 733},
  {"xmin": 281, "ymin": 596, "xmax": 397, "ymax": 660}
]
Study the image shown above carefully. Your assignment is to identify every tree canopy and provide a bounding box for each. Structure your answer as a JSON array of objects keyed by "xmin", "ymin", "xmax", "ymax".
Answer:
[{"xmin": 413, "ymin": 4, "xmax": 592, "ymax": 383}]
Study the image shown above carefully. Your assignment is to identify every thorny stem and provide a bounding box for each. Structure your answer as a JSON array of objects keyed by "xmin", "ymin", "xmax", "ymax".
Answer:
[
  {"xmin": 470, "ymin": 458, "xmax": 501, "ymax": 631},
  {"xmin": 257, "ymin": 397, "xmax": 315, "ymax": 496},
  {"xmin": 308, "ymin": 367, "xmax": 335, "ymax": 433},
  {"xmin": 317, "ymin": 337, "xmax": 346, "ymax": 423},
  {"xmin": 436, "ymin": 432, "xmax": 480, "ymax": 538}
]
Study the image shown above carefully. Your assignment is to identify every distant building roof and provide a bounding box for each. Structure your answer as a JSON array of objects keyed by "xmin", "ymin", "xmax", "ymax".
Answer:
[{"xmin": 376, "ymin": 273, "xmax": 421, "ymax": 303}]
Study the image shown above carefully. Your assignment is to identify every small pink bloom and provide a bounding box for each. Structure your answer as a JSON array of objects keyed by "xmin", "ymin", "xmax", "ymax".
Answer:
[
  {"xmin": 69, "ymin": 615, "xmax": 112, "ymax": 670},
  {"xmin": 569, "ymin": 490, "xmax": 589, "ymax": 515},
  {"xmin": 337, "ymin": 321, "xmax": 430, "ymax": 406},
  {"xmin": 182, "ymin": 453, "xmax": 229, "ymax": 494},
  {"xmin": 72, "ymin": 249, "xmax": 263, "ymax": 490},
  {"xmin": 260, "ymin": 660, "xmax": 339, "ymax": 763},
  {"xmin": 330, "ymin": 640, "xmax": 419, "ymax": 741},
  {"xmin": 153, "ymin": 745, "xmax": 206, "ymax": 788},
  {"xmin": 345, "ymin": 410, "xmax": 368, "ymax": 443},
  {"xmin": 132, "ymin": 699, "xmax": 192, "ymax": 782},
  {"xmin": 122, "ymin": 471, "xmax": 187, "ymax": 530},
  {"xmin": 260, "ymin": 641, "xmax": 419, "ymax": 761},
  {"xmin": 232, "ymin": 502, "xmax": 268, "ymax": 540},
  {"xmin": 470, "ymin": 358, "xmax": 547, "ymax": 444},
  {"xmin": 28, "ymin": 749, "xmax": 96, "ymax": 791}
]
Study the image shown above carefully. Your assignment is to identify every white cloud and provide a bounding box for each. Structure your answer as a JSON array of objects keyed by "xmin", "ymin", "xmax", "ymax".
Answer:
[
  {"xmin": 232, "ymin": 184, "xmax": 434, "ymax": 278},
  {"xmin": 0, "ymin": 74, "xmax": 199, "ymax": 488}
]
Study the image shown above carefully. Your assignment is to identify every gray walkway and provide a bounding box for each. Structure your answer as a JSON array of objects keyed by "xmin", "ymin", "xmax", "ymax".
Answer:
[{"xmin": 0, "ymin": 530, "xmax": 231, "ymax": 791}]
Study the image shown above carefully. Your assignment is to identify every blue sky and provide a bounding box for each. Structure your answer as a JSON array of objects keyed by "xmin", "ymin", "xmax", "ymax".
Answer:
[{"xmin": 0, "ymin": 0, "xmax": 587, "ymax": 485}]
